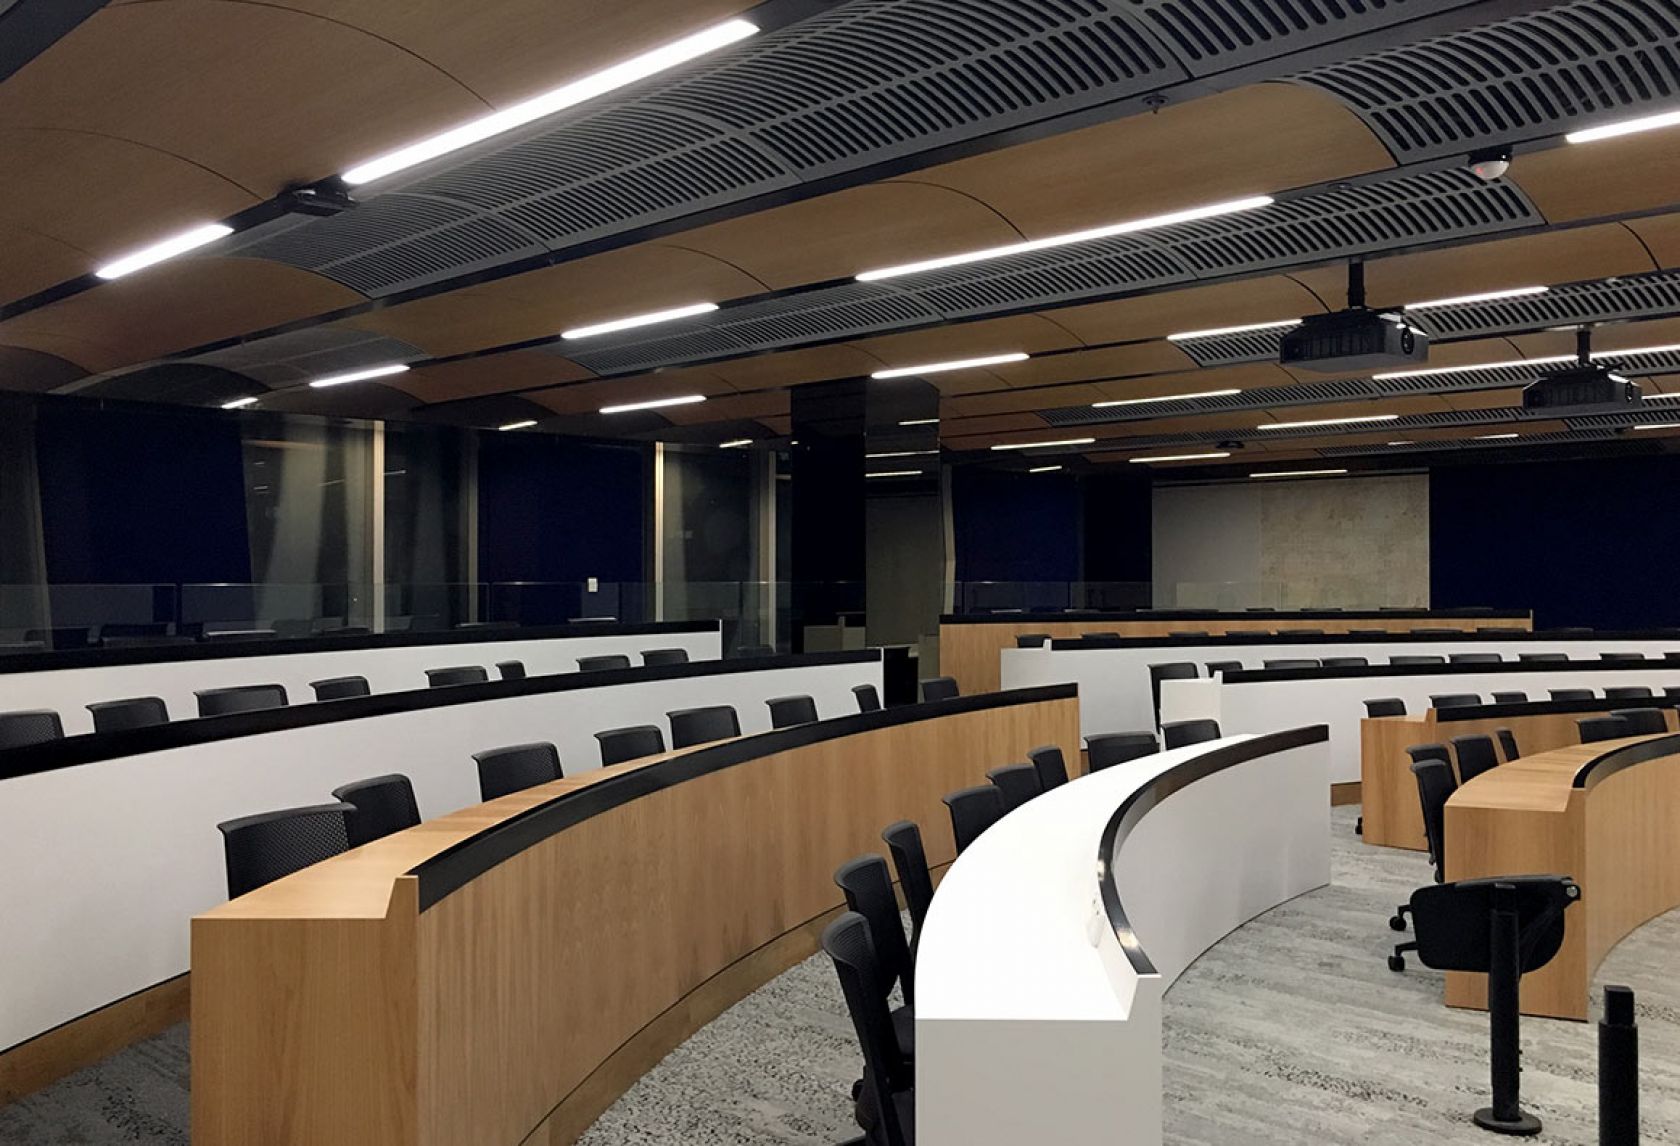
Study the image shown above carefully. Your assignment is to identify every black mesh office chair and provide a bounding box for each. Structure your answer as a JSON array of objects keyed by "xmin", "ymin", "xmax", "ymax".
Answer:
[
  {"xmin": 766, "ymin": 694, "xmax": 819, "ymax": 729},
  {"xmin": 919, "ymin": 676, "xmax": 959, "ymax": 702},
  {"xmin": 668, "ymin": 705, "xmax": 740, "ymax": 749},
  {"xmin": 1519, "ymin": 653, "xmax": 1569, "ymax": 663},
  {"xmin": 595, "ymin": 724, "xmax": 667, "ymax": 766},
  {"xmin": 576, "ymin": 654, "xmax": 631, "ymax": 673},
  {"xmin": 834, "ymin": 856, "xmax": 916, "ymax": 1059},
  {"xmin": 1579, "ymin": 715, "xmax": 1631, "ymax": 743},
  {"xmin": 196, "ymin": 684, "xmax": 288, "ymax": 717},
  {"xmin": 1404, "ymin": 756, "xmax": 1456, "ymax": 889},
  {"xmin": 987, "ymin": 763, "xmax": 1043, "ymax": 811},
  {"xmin": 1550, "ymin": 687, "xmax": 1595, "ymax": 701},
  {"xmin": 1162, "ymin": 718, "xmax": 1221, "ymax": 749},
  {"xmin": 736, "ymin": 644, "xmax": 775, "ymax": 658},
  {"xmin": 1603, "ymin": 686, "xmax": 1653, "ymax": 700},
  {"xmin": 1495, "ymin": 727, "xmax": 1521, "ymax": 762},
  {"xmin": 1430, "ymin": 693, "xmax": 1481, "ymax": 710},
  {"xmin": 331, "ymin": 774, "xmax": 421, "ymax": 847},
  {"xmin": 881, "ymin": 820, "xmax": 935, "ymax": 957},
  {"xmin": 1449, "ymin": 652, "xmax": 1503, "ymax": 664},
  {"xmin": 1026, "ymin": 744, "xmax": 1069, "ymax": 790},
  {"xmin": 1322, "ymin": 656, "xmax": 1369, "ymax": 667},
  {"xmin": 1015, "ymin": 633, "xmax": 1049, "ymax": 648},
  {"xmin": 1086, "ymin": 731, "xmax": 1158, "ymax": 771},
  {"xmin": 1146, "ymin": 662, "xmax": 1198, "ymax": 727},
  {"xmin": 1364, "ymin": 697, "xmax": 1407, "ymax": 717},
  {"xmin": 1264, "ymin": 658, "xmax": 1320, "ymax": 670},
  {"xmin": 1391, "ymin": 654, "xmax": 1446, "ymax": 665},
  {"xmin": 1610, "ymin": 707, "xmax": 1667, "ymax": 736},
  {"xmin": 823, "ymin": 913, "xmax": 915, "ymax": 1146},
  {"xmin": 496, "ymin": 660, "xmax": 527, "ymax": 681},
  {"xmin": 641, "ymin": 648, "xmax": 689, "ymax": 667},
  {"xmin": 217, "ymin": 802, "xmax": 352, "ymax": 899},
  {"xmin": 1491, "ymin": 690, "xmax": 1528, "ymax": 705},
  {"xmin": 943, "ymin": 784, "xmax": 1004, "ymax": 855},
  {"xmin": 310, "ymin": 676, "xmax": 370, "ymax": 702},
  {"xmin": 1205, "ymin": 659, "xmax": 1244, "ymax": 677},
  {"xmin": 86, "ymin": 696, "xmax": 169, "ymax": 733},
  {"xmin": 1451, "ymin": 734, "xmax": 1501, "ymax": 783},
  {"xmin": 0, "ymin": 709, "xmax": 64, "ymax": 749},
  {"xmin": 426, "ymin": 665, "xmax": 488, "ymax": 687},
  {"xmin": 1601, "ymin": 652, "xmax": 1646, "ymax": 662},
  {"xmin": 473, "ymin": 742, "xmax": 562, "ymax": 800},
  {"xmin": 853, "ymin": 683, "xmax": 882, "ymax": 713}
]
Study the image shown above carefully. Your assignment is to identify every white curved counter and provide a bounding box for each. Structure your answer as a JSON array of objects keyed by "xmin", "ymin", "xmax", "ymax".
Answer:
[{"xmin": 915, "ymin": 727, "xmax": 1329, "ymax": 1145}]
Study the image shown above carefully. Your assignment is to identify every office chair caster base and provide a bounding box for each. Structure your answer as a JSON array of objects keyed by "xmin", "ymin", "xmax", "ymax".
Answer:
[
  {"xmin": 1389, "ymin": 914, "xmax": 1407, "ymax": 931},
  {"xmin": 1472, "ymin": 1106, "xmax": 1541, "ymax": 1136},
  {"xmin": 1355, "ymin": 816, "xmax": 1363, "ymax": 836},
  {"xmin": 1387, "ymin": 954, "xmax": 1406, "ymax": 972}
]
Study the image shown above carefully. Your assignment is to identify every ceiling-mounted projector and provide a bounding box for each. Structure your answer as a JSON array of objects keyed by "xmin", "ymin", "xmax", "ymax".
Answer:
[
  {"xmin": 1522, "ymin": 330, "xmax": 1644, "ymax": 412},
  {"xmin": 1278, "ymin": 261, "xmax": 1429, "ymax": 373}
]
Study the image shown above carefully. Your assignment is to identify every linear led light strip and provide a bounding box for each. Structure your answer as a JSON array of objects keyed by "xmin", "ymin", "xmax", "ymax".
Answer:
[
  {"xmin": 1251, "ymin": 468, "xmax": 1347, "ymax": 478},
  {"xmin": 95, "ymin": 223, "xmax": 234, "ymax": 280},
  {"xmin": 1375, "ymin": 343, "xmax": 1680, "ymax": 381},
  {"xmin": 1167, "ymin": 319, "xmax": 1299, "ymax": 342},
  {"xmin": 499, "ymin": 420, "xmax": 538, "ymax": 431},
  {"xmin": 1168, "ymin": 287, "xmax": 1551, "ymax": 342},
  {"xmin": 1567, "ymin": 108, "xmax": 1680, "ymax": 145},
  {"xmin": 1094, "ymin": 388, "xmax": 1241, "ymax": 408},
  {"xmin": 599, "ymin": 394, "xmax": 707, "ymax": 415},
  {"xmin": 1258, "ymin": 414, "xmax": 1398, "ymax": 430},
  {"xmin": 342, "ymin": 20, "xmax": 758, "ymax": 185},
  {"xmin": 871, "ymin": 353, "xmax": 1028, "ymax": 379},
  {"xmin": 867, "ymin": 470, "xmax": 923, "ymax": 478},
  {"xmin": 856, "ymin": 196, "xmax": 1274, "ymax": 282},
  {"xmin": 1028, "ymin": 465, "xmax": 1062, "ymax": 473},
  {"xmin": 989, "ymin": 437, "xmax": 1094, "ymax": 452},
  {"xmin": 221, "ymin": 396, "xmax": 260, "ymax": 410},
  {"xmin": 309, "ymin": 363, "xmax": 410, "ymax": 389},
  {"xmin": 562, "ymin": 302, "xmax": 719, "ymax": 340},
  {"xmin": 1128, "ymin": 451, "xmax": 1231, "ymax": 464},
  {"xmin": 866, "ymin": 450, "xmax": 939, "ymax": 459}
]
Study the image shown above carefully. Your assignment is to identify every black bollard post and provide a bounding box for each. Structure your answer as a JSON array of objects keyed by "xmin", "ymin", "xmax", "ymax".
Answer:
[
  {"xmin": 1600, "ymin": 985, "xmax": 1638, "ymax": 1145},
  {"xmin": 1474, "ymin": 882, "xmax": 1541, "ymax": 1135}
]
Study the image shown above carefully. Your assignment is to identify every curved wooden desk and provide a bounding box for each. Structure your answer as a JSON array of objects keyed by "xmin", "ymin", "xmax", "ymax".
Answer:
[
  {"xmin": 1444, "ymin": 734, "xmax": 1680, "ymax": 1020},
  {"xmin": 191, "ymin": 685, "xmax": 1080, "ymax": 1145}
]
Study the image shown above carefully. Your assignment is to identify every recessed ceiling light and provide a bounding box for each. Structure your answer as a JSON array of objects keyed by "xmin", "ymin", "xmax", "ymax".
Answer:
[
  {"xmin": 599, "ymin": 394, "xmax": 707, "ymax": 415},
  {"xmin": 1474, "ymin": 432, "xmax": 1520, "ymax": 440},
  {"xmin": 1166, "ymin": 319, "xmax": 1300, "ymax": 342},
  {"xmin": 719, "ymin": 438, "xmax": 753, "ymax": 448},
  {"xmin": 1028, "ymin": 465, "xmax": 1063, "ymax": 473},
  {"xmin": 1093, "ymin": 388, "xmax": 1242, "ymax": 408},
  {"xmin": 865, "ymin": 449, "xmax": 939, "ymax": 459},
  {"xmin": 989, "ymin": 437, "xmax": 1096, "ymax": 451},
  {"xmin": 309, "ymin": 363, "xmax": 411, "ymax": 388},
  {"xmin": 1402, "ymin": 285, "xmax": 1549, "ymax": 310},
  {"xmin": 1127, "ymin": 451, "xmax": 1232, "ymax": 464},
  {"xmin": 561, "ymin": 302, "xmax": 720, "ymax": 340},
  {"xmin": 867, "ymin": 470, "xmax": 923, "ymax": 478},
  {"xmin": 1386, "ymin": 440, "xmax": 1415, "ymax": 446},
  {"xmin": 1258, "ymin": 414, "xmax": 1399, "ymax": 430},
  {"xmin": 1566, "ymin": 108, "xmax": 1680, "ymax": 145},
  {"xmin": 871, "ymin": 352, "xmax": 1029, "ymax": 379},
  {"xmin": 95, "ymin": 223, "xmax": 234, "ymax": 280},
  {"xmin": 341, "ymin": 20, "xmax": 758, "ymax": 185},
  {"xmin": 1631, "ymin": 423, "xmax": 1675, "ymax": 431},
  {"xmin": 898, "ymin": 417, "xmax": 940, "ymax": 426},
  {"xmin": 220, "ymin": 396, "xmax": 259, "ymax": 410},
  {"xmin": 856, "ymin": 196, "xmax": 1274, "ymax": 281},
  {"xmin": 498, "ymin": 420, "xmax": 538, "ymax": 431},
  {"xmin": 1251, "ymin": 468, "xmax": 1348, "ymax": 478}
]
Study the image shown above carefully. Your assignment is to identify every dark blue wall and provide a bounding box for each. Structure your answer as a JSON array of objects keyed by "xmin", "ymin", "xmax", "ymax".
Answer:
[
  {"xmin": 952, "ymin": 467, "xmax": 1083, "ymax": 584},
  {"xmin": 1430, "ymin": 454, "xmax": 1680, "ymax": 630},
  {"xmin": 35, "ymin": 403, "xmax": 252, "ymax": 586}
]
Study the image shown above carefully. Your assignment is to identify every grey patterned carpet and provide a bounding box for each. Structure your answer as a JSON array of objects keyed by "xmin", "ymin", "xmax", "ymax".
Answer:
[{"xmin": 3, "ymin": 806, "xmax": 1676, "ymax": 1144}]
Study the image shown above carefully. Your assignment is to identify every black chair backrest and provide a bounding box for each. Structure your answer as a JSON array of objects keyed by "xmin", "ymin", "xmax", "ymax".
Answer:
[
  {"xmin": 1015, "ymin": 633, "xmax": 1049, "ymax": 648},
  {"xmin": 1667, "ymin": 685, "xmax": 1680, "ymax": 700},
  {"xmin": 736, "ymin": 644, "xmax": 774, "ymax": 658},
  {"xmin": 86, "ymin": 696, "xmax": 168, "ymax": 734},
  {"xmin": 594, "ymin": 724, "xmax": 666, "ymax": 767},
  {"xmin": 1264, "ymin": 658, "xmax": 1320, "ymax": 670},
  {"xmin": 426, "ymin": 665, "xmax": 488, "ymax": 687},
  {"xmin": 1413, "ymin": 628, "xmax": 1460, "ymax": 635},
  {"xmin": 1491, "ymin": 690, "xmax": 1528, "ymax": 705},
  {"xmin": 1026, "ymin": 744, "xmax": 1069, "ymax": 790},
  {"xmin": 821, "ymin": 913, "xmax": 913, "ymax": 1146},
  {"xmin": 1364, "ymin": 697, "xmax": 1407, "ymax": 717},
  {"xmin": 1449, "ymin": 652, "xmax": 1503, "ymax": 664},
  {"xmin": 1086, "ymin": 731, "xmax": 1158, "ymax": 771},
  {"xmin": 920, "ymin": 676, "xmax": 959, "ymax": 703},
  {"xmin": 1411, "ymin": 758, "xmax": 1457, "ymax": 882},
  {"xmin": 196, "ymin": 684, "xmax": 288, "ymax": 717},
  {"xmin": 1578, "ymin": 715, "xmax": 1631, "ymax": 743},
  {"xmin": 881, "ymin": 820, "xmax": 935, "ymax": 953},
  {"xmin": 766, "ymin": 694, "xmax": 819, "ymax": 729},
  {"xmin": 1603, "ymin": 686, "xmax": 1653, "ymax": 699},
  {"xmin": 1430, "ymin": 693, "xmax": 1481, "ymax": 710},
  {"xmin": 1495, "ymin": 727, "xmax": 1520, "ymax": 762},
  {"xmin": 1390, "ymin": 654, "xmax": 1446, "ymax": 665},
  {"xmin": 668, "ymin": 705, "xmax": 740, "ymax": 749},
  {"xmin": 987, "ymin": 763, "xmax": 1043, "ymax": 811},
  {"xmin": 576, "ymin": 654, "xmax": 631, "ymax": 673},
  {"xmin": 1601, "ymin": 652, "xmax": 1646, "ymax": 662},
  {"xmin": 1146, "ymin": 662, "xmax": 1198, "ymax": 726},
  {"xmin": 1550, "ymin": 687, "xmax": 1595, "ymax": 701},
  {"xmin": 496, "ymin": 660, "xmax": 527, "ymax": 681},
  {"xmin": 473, "ymin": 742, "xmax": 562, "ymax": 800},
  {"xmin": 1162, "ymin": 718, "xmax": 1221, "ymax": 749},
  {"xmin": 1168, "ymin": 630, "xmax": 1209, "ymax": 638},
  {"xmin": 310, "ymin": 676, "xmax": 370, "ymax": 702},
  {"xmin": 1205, "ymin": 659, "xmax": 1244, "ymax": 676},
  {"xmin": 834, "ymin": 856, "xmax": 914, "ymax": 1005},
  {"xmin": 1284, "ymin": 629, "xmax": 1324, "ymax": 636},
  {"xmin": 331, "ymin": 774, "xmax": 421, "ymax": 847},
  {"xmin": 1519, "ymin": 652, "xmax": 1569, "ymax": 663},
  {"xmin": 1407, "ymin": 742, "xmax": 1452, "ymax": 768},
  {"xmin": 641, "ymin": 648, "xmax": 689, "ymax": 666},
  {"xmin": 1321, "ymin": 656, "xmax": 1368, "ymax": 667},
  {"xmin": 943, "ymin": 784, "xmax": 1004, "ymax": 854},
  {"xmin": 1610, "ymin": 707, "xmax": 1668, "ymax": 736},
  {"xmin": 852, "ymin": 683, "xmax": 882, "ymax": 713},
  {"xmin": 1348, "ymin": 628, "xmax": 1386, "ymax": 636},
  {"xmin": 1451, "ymin": 734, "xmax": 1501, "ymax": 783},
  {"xmin": 0, "ymin": 709, "xmax": 64, "ymax": 748},
  {"xmin": 218, "ymin": 802, "xmax": 352, "ymax": 898}
]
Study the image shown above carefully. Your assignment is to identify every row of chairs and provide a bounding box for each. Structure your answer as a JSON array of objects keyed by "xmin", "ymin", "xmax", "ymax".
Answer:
[
  {"xmin": 1015, "ymin": 626, "xmax": 1550, "ymax": 650},
  {"xmin": 1364, "ymin": 685, "xmax": 1678, "ymax": 720}
]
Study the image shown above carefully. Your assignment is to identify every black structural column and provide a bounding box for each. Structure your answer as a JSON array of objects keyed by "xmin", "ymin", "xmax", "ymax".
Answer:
[{"xmin": 789, "ymin": 380, "xmax": 867, "ymax": 653}]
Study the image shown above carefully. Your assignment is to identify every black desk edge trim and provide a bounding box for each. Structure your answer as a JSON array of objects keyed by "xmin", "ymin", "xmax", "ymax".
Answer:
[
  {"xmin": 1223, "ymin": 657, "xmax": 1680, "ymax": 684},
  {"xmin": 1041, "ymin": 630, "xmax": 1680, "ymax": 651},
  {"xmin": 1573, "ymin": 733, "xmax": 1680, "ymax": 789},
  {"xmin": 942, "ymin": 609, "xmax": 1527, "ymax": 626},
  {"xmin": 0, "ymin": 649, "xmax": 883, "ymax": 781},
  {"xmin": 1097, "ymin": 725, "xmax": 1330, "ymax": 976},
  {"xmin": 409, "ymin": 683, "xmax": 1080, "ymax": 911},
  {"xmin": 1438, "ymin": 698, "xmax": 1678, "ymax": 722}
]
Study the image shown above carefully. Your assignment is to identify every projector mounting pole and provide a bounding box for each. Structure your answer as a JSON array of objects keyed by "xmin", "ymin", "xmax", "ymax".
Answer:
[
  {"xmin": 1348, "ymin": 260, "xmax": 1366, "ymax": 309},
  {"xmin": 1576, "ymin": 327, "xmax": 1593, "ymax": 366}
]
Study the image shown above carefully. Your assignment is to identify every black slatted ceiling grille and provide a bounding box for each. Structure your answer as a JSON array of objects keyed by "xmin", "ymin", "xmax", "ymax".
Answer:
[
  {"xmin": 184, "ymin": 329, "xmax": 424, "ymax": 388},
  {"xmin": 1130, "ymin": 0, "xmax": 1459, "ymax": 71},
  {"xmin": 1174, "ymin": 325, "xmax": 1296, "ymax": 366},
  {"xmin": 1407, "ymin": 271, "xmax": 1680, "ymax": 337},
  {"xmin": 1293, "ymin": 0, "xmax": 1680, "ymax": 160}
]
